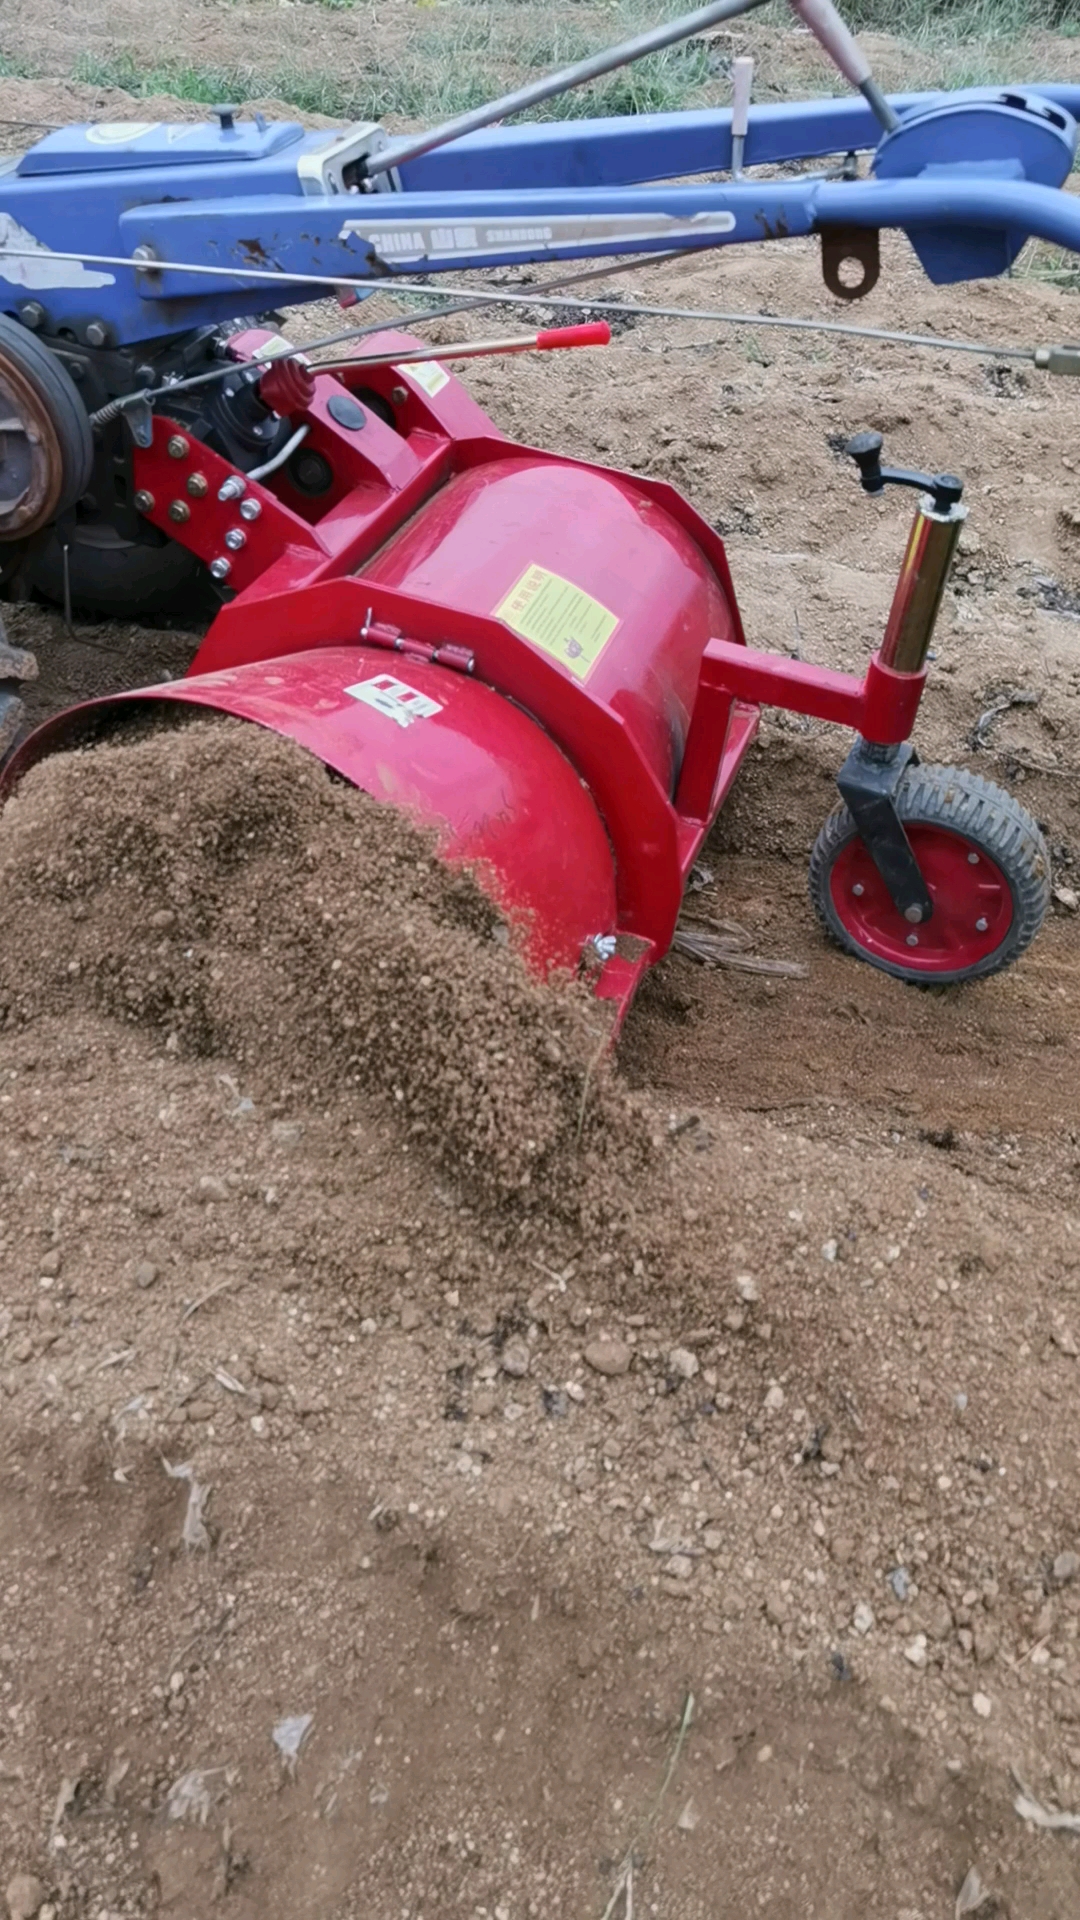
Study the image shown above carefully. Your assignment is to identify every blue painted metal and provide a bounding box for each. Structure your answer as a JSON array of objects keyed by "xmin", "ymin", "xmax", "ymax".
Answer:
[
  {"xmin": 393, "ymin": 86, "xmax": 1080, "ymax": 189},
  {"xmin": 874, "ymin": 86, "xmax": 1075, "ymax": 281},
  {"xmin": 1, "ymin": 86, "xmax": 1078, "ymax": 348},
  {"xmin": 16, "ymin": 117, "xmax": 307, "ymax": 173}
]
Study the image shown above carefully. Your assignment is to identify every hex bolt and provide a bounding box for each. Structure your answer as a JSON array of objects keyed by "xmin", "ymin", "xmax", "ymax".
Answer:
[
  {"xmin": 186, "ymin": 472, "xmax": 209, "ymax": 498},
  {"xmin": 224, "ymin": 527, "xmax": 246, "ymax": 551},
  {"xmin": 905, "ymin": 933, "xmax": 919, "ymax": 948},
  {"xmin": 238, "ymin": 497, "xmax": 262, "ymax": 522},
  {"xmin": 218, "ymin": 474, "xmax": 246, "ymax": 502},
  {"xmin": 133, "ymin": 489, "xmax": 155, "ymax": 513},
  {"xmin": 975, "ymin": 916, "xmax": 989, "ymax": 932},
  {"xmin": 167, "ymin": 499, "xmax": 191, "ymax": 523},
  {"xmin": 391, "ymin": 385, "xmax": 408, "ymax": 406},
  {"xmin": 167, "ymin": 434, "xmax": 190, "ymax": 460},
  {"xmin": 903, "ymin": 904, "xmax": 923, "ymax": 924},
  {"xmin": 851, "ymin": 883, "xmax": 865, "ymax": 898},
  {"xmin": 85, "ymin": 320, "xmax": 108, "ymax": 348},
  {"xmin": 209, "ymin": 557, "xmax": 232, "ymax": 581},
  {"xmin": 19, "ymin": 301, "xmax": 46, "ymax": 330}
]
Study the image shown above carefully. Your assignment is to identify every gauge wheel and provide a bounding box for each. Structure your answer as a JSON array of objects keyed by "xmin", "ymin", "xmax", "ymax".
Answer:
[{"xmin": 808, "ymin": 763, "xmax": 1050, "ymax": 985}]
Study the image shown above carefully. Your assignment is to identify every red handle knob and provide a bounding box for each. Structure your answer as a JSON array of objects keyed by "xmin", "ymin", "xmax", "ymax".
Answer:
[{"xmin": 535, "ymin": 321, "xmax": 612, "ymax": 351}]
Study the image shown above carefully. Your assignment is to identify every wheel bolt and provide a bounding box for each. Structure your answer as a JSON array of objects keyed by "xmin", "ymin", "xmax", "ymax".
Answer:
[
  {"xmin": 851, "ymin": 883, "xmax": 864, "ymax": 897},
  {"xmin": 167, "ymin": 499, "xmax": 191, "ymax": 523},
  {"xmin": 224, "ymin": 527, "xmax": 246, "ymax": 551},
  {"xmin": 186, "ymin": 472, "xmax": 209, "ymax": 498},
  {"xmin": 209, "ymin": 557, "xmax": 231, "ymax": 581},
  {"xmin": 975, "ymin": 916, "xmax": 988, "ymax": 932},
  {"xmin": 218, "ymin": 474, "xmax": 246, "ymax": 502},
  {"xmin": 167, "ymin": 434, "xmax": 190, "ymax": 460},
  {"xmin": 967, "ymin": 852, "xmax": 979, "ymax": 865},
  {"xmin": 906, "ymin": 933, "xmax": 919, "ymax": 948},
  {"xmin": 133, "ymin": 489, "xmax": 155, "ymax": 513},
  {"xmin": 903, "ymin": 904, "xmax": 923, "ymax": 924},
  {"xmin": 238, "ymin": 497, "xmax": 262, "ymax": 522}
]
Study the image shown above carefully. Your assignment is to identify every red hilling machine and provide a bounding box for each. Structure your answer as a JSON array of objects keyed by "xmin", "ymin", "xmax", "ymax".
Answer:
[{"xmin": 1, "ymin": 316, "xmax": 1051, "ymax": 1004}]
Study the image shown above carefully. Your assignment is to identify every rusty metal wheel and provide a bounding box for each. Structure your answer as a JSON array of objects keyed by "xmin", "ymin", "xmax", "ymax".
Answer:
[{"xmin": 0, "ymin": 315, "xmax": 93, "ymax": 541}]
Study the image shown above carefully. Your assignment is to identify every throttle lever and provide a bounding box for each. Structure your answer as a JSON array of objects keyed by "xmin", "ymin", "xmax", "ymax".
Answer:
[{"xmin": 845, "ymin": 431, "xmax": 963, "ymax": 515}]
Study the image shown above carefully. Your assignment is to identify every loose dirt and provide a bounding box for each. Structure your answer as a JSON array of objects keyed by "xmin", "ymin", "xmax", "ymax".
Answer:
[{"xmin": 3, "ymin": 37, "xmax": 1080, "ymax": 1920}]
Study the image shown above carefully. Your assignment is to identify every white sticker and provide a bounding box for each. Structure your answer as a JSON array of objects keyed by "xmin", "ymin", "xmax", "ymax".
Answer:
[
  {"xmin": 0, "ymin": 213, "xmax": 115, "ymax": 290},
  {"xmin": 84, "ymin": 122, "xmax": 159, "ymax": 145},
  {"xmin": 345, "ymin": 674, "xmax": 443, "ymax": 728},
  {"xmin": 398, "ymin": 360, "xmax": 450, "ymax": 397},
  {"xmin": 339, "ymin": 210, "xmax": 737, "ymax": 264}
]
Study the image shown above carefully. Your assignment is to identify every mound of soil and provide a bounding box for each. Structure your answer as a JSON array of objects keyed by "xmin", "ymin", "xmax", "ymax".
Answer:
[{"xmin": 0, "ymin": 716, "xmax": 652, "ymax": 1227}]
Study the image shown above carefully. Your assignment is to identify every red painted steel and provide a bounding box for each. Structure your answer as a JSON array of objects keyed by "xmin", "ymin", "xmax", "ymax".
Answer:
[
  {"xmin": 7, "ymin": 325, "xmax": 943, "ymax": 1014},
  {"xmin": 827, "ymin": 824, "xmax": 1013, "ymax": 973}
]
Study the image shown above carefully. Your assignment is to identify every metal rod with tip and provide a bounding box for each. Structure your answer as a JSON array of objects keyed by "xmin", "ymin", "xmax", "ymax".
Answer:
[
  {"xmin": 730, "ymin": 56, "xmax": 754, "ymax": 176},
  {"xmin": 363, "ymin": 0, "xmax": 773, "ymax": 179},
  {"xmin": 788, "ymin": 0, "xmax": 900, "ymax": 132}
]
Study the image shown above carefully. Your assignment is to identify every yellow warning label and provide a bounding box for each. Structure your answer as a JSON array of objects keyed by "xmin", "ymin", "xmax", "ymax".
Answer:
[
  {"xmin": 398, "ymin": 359, "xmax": 450, "ymax": 397},
  {"xmin": 494, "ymin": 564, "xmax": 619, "ymax": 681}
]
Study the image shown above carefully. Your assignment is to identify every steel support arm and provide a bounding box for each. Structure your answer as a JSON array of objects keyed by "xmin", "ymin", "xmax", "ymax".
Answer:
[
  {"xmin": 119, "ymin": 172, "xmax": 1080, "ymax": 301},
  {"xmin": 394, "ymin": 86, "xmax": 1080, "ymax": 190}
]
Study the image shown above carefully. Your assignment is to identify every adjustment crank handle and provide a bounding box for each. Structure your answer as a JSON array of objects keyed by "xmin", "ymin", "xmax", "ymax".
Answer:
[{"xmin": 845, "ymin": 431, "xmax": 963, "ymax": 515}]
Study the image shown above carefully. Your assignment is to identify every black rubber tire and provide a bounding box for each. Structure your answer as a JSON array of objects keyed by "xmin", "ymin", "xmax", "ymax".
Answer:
[
  {"xmin": 24, "ymin": 520, "xmax": 220, "ymax": 622},
  {"xmin": 808, "ymin": 763, "xmax": 1051, "ymax": 985},
  {"xmin": 0, "ymin": 313, "xmax": 94, "ymax": 522}
]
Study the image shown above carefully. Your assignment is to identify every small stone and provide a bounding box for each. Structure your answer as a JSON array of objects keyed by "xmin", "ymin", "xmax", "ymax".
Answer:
[
  {"xmin": 184, "ymin": 1399, "xmax": 215, "ymax": 1423},
  {"xmin": 702, "ymin": 1528, "xmax": 724, "ymax": 1552},
  {"xmin": 1053, "ymin": 885, "xmax": 1079, "ymax": 913},
  {"xmin": 723, "ymin": 1308, "xmax": 747, "ymax": 1334},
  {"xmin": 5, "ymin": 1875, "xmax": 45, "ymax": 1920},
  {"xmin": 500, "ymin": 1340, "xmax": 530, "ymax": 1379},
  {"xmin": 676, "ymin": 1797, "xmax": 699, "ymax": 1832},
  {"xmin": 853, "ymin": 1602, "xmax": 876, "ymax": 1636},
  {"xmin": 763, "ymin": 1384, "xmax": 785, "ymax": 1412},
  {"xmin": 665, "ymin": 1554, "xmax": 694, "ymax": 1581},
  {"xmin": 904, "ymin": 1634, "xmax": 928, "ymax": 1669},
  {"xmin": 399, "ymin": 1303, "xmax": 422, "ymax": 1333},
  {"xmin": 734, "ymin": 1274, "xmax": 759, "ymax": 1304},
  {"xmin": 822, "ymin": 1240, "xmax": 838, "ymax": 1262},
  {"xmin": 39, "ymin": 1251, "xmax": 61, "ymax": 1279},
  {"xmin": 973, "ymin": 1623, "xmax": 1000, "ymax": 1665},
  {"xmin": 830, "ymin": 1534, "xmax": 856, "ymax": 1565},
  {"xmin": 1053, "ymin": 1551, "xmax": 1080, "ymax": 1585},
  {"xmin": 765, "ymin": 1590, "xmax": 791, "ymax": 1627},
  {"xmin": 889, "ymin": 1567, "xmax": 911, "ymax": 1602},
  {"xmin": 134, "ymin": 1261, "xmax": 158, "ymax": 1290},
  {"xmin": 250, "ymin": 1415, "xmax": 267, "ymax": 1437},
  {"xmin": 971, "ymin": 1692, "xmax": 993, "ymax": 1719},
  {"xmin": 584, "ymin": 1339, "xmax": 632, "ymax": 1378},
  {"xmin": 197, "ymin": 1175, "xmax": 229, "ymax": 1203},
  {"xmin": 1051, "ymin": 1326, "xmax": 1079, "ymax": 1358},
  {"xmin": 668, "ymin": 1347, "xmax": 699, "ymax": 1381},
  {"xmin": 473, "ymin": 1389, "xmax": 497, "ymax": 1418}
]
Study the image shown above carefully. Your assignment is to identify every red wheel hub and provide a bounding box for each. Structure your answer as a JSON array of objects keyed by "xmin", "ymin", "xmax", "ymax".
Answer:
[{"xmin": 829, "ymin": 824, "xmax": 1013, "ymax": 973}]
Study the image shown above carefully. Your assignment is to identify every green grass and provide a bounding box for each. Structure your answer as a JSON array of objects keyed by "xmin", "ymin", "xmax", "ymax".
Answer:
[
  {"xmin": 843, "ymin": 0, "xmax": 1077, "ymax": 29},
  {"xmin": 72, "ymin": 21, "xmax": 716, "ymax": 124},
  {"xmin": 65, "ymin": 0, "xmax": 1080, "ymax": 131},
  {"xmin": 0, "ymin": 51, "xmax": 37, "ymax": 79}
]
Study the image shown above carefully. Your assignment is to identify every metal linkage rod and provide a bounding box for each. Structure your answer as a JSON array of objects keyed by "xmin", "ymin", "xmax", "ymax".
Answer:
[{"xmin": 364, "ymin": 0, "xmax": 772, "ymax": 179}]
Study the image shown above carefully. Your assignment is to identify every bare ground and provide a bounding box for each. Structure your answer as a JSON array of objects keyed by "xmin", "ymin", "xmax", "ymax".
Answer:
[{"xmin": 3, "ymin": 36, "xmax": 1080, "ymax": 1920}]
